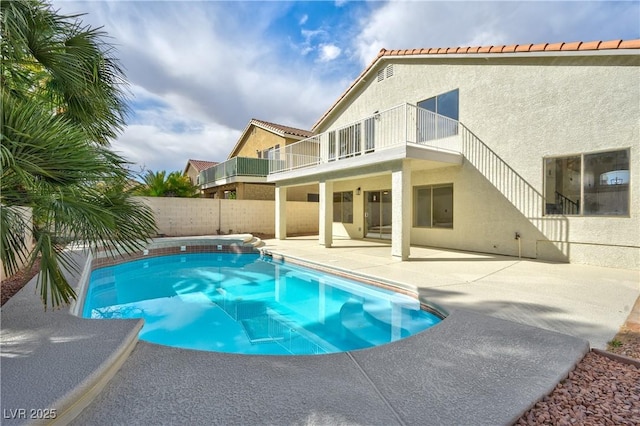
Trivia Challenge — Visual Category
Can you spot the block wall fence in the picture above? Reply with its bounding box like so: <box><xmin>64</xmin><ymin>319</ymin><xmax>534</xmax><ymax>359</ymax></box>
<box><xmin>136</xmin><ymin>197</ymin><xmax>319</xmax><ymax>237</ymax></box>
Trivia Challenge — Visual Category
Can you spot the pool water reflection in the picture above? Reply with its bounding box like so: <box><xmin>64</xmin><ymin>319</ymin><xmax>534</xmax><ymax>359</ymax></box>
<box><xmin>83</xmin><ymin>253</ymin><xmax>442</xmax><ymax>355</ymax></box>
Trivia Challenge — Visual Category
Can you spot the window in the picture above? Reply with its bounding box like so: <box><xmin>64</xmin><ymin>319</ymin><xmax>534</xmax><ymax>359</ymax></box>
<box><xmin>418</xmin><ymin>89</ymin><xmax>459</xmax><ymax>121</ymax></box>
<box><xmin>262</xmin><ymin>144</ymin><xmax>281</xmax><ymax>161</ymax></box>
<box><xmin>544</xmin><ymin>156</ymin><xmax>581</xmax><ymax>215</ymax></box>
<box><xmin>338</xmin><ymin>123</ymin><xmax>361</xmax><ymax>158</ymax></box>
<box><xmin>333</xmin><ymin>191</ymin><xmax>353</xmax><ymax>223</ymax></box>
<box><xmin>544</xmin><ymin>149</ymin><xmax>629</xmax><ymax>216</ymax></box>
<box><xmin>417</xmin><ymin>89</ymin><xmax>459</xmax><ymax>141</ymax></box>
<box><xmin>328</xmin><ymin>131</ymin><xmax>336</xmax><ymax>161</ymax></box>
<box><xmin>414</xmin><ymin>184</ymin><xmax>453</xmax><ymax>228</ymax></box>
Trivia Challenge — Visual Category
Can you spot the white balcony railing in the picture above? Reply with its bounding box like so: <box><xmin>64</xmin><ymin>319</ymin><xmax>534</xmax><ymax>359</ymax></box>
<box><xmin>269</xmin><ymin>103</ymin><xmax>460</xmax><ymax>174</ymax></box>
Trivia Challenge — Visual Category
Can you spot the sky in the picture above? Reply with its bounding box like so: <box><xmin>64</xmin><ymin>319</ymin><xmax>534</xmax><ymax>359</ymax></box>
<box><xmin>51</xmin><ymin>0</ymin><xmax>640</xmax><ymax>176</ymax></box>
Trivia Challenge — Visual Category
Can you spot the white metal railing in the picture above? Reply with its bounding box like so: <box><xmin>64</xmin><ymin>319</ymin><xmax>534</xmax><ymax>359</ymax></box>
<box><xmin>269</xmin><ymin>104</ymin><xmax>460</xmax><ymax>174</ymax></box>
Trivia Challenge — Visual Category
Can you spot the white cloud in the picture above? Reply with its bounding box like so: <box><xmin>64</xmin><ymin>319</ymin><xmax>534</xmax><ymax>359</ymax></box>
<box><xmin>51</xmin><ymin>0</ymin><xmax>346</xmax><ymax>172</ymax></box>
<box><xmin>318</xmin><ymin>44</ymin><xmax>341</xmax><ymax>62</ymax></box>
<box><xmin>113</xmin><ymin>122</ymin><xmax>240</xmax><ymax>175</ymax></box>
<box><xmin>354</xmin><ymin>1</ymin><xmax>640</xmax><ymax>66</ymax></box>
<box><xmin>299</xmin><ymin>14</ymin><xmax>308</xmax><ymax>25</ymax></box>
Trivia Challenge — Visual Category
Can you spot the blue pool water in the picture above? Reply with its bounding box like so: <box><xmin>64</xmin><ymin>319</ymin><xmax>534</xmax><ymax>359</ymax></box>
<box><xmin>83</xmin><ymin>253</ymin><xmax>443</xmax><ymax>355</ymax></box>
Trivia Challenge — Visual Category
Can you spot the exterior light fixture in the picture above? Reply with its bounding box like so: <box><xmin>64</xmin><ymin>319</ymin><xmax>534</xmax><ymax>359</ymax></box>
<box><xmin>356</xmin><ymin>187</ymin><xmax>361</xmax><ymax>195</ymax></box>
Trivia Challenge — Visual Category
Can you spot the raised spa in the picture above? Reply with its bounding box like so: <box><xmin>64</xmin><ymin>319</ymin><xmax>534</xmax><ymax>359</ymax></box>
<box><xmin>83</xmin><ymin>252</ymin><xmax>443</xmax><ymax>355</ymax></box>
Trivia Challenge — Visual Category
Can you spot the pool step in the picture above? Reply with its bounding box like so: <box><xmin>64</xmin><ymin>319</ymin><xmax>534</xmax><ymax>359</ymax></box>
<box><xmin>362</xmin><ymin>297</ymin><xmax>437</xmax><ymax>335</ymax></box>
<box><xmin>248</xmin><ymin>236</ymin><xmax>265</xmax><ymax>248</ymax></box>
<box><xmin>339</xmin><ymin>300</ymin><xmax>393</xmax><ymax>347</ymax></box>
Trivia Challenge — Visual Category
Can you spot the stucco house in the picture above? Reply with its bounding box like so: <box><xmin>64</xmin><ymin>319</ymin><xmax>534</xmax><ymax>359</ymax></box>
<box><xmin>183</xmin><ymin>159</ymin><xmax>218</xmax><ymax>191</ymax></box>
<box><xmin>199</xmin><ymin>119</ymin><xmax>318</xmax><ymax>200</ymax></box>
<box><xmin>268</xmin><ymin>38</ymin><xmax>640</xmax><ymax>270</ymax></box>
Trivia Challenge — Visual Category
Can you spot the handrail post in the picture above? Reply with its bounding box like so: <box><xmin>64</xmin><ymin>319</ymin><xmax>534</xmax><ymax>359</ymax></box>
<box><xmin>404</xmin><ymin>103</ymin><xmax>408</xmax><ymax>144</ymax></box>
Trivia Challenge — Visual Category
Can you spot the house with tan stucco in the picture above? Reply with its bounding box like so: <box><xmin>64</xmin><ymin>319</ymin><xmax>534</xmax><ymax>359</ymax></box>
<box><xmin>183</xmin><ymin>159</ymin><xmax>218</xmax><ymax>194</ymax></box>
<box><xmin>198</xmin><ymin>119</ymin><xmax>318</xmax><ymax>201</ymax></box>
<box><xmin>267</xmin><ymin>38</ymin><xmax>640</xmax><ymax>270</ymax></box>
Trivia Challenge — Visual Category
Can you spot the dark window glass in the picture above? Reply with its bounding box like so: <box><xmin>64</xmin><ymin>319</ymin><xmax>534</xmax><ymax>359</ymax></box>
<box><xmin>418</xmin><ymin>97</ymin><xmax>436</xmax><ymax>113</ymax></box>
<box><xmin>333</xmin><ymin>192</ymin><xmax>342</xmax><ymax>222</ymax></box>
<box><xmin>544</xmin><ymin>149</ymin><xmax>629</xmax><ymax>216</ymax></box>
<box><xmin>414</xmin><ymin>185</ymin><xmax>453</xmax><ymax>228</ymax></box>
<box><xmin>342</xmin><ymin>191</ymin><xmax>353</xmax><ymax>223</ymax></box>
<box><xmin>583</xmin><ymin>150</ymin><xmax>629</xmax><ymax>215</ymax></box>
<box><xmin>437</xmin><ymin>89</ymin><xmax>459</xmax><ymax>120</ymax></box>
<box><xmin>544</xmin><ymin>156</ymin><xmax>581</xmax><ymax>215</ymax></box>
<box><xmin>415</xmin><ymin>188</ymin><xmax>431</xmax><ymax>227</ymax></box>
<box><xmin>333</xmin><ymin>191</ymin><xmax>354</xmax><ymax>223</ymax></box>
<box><xmin>417</xmin><ymin>89</ymin><xmax>458</xmax><ymax>120</ymax></box>
<box><xmin>432</xmin><ymin>186</ymin><xmax>453</xmax><ymax>228</ymax></box>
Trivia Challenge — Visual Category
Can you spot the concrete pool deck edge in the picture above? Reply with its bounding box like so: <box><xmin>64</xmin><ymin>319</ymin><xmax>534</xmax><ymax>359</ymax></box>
<box><xmin>68</xmin><ymin>309</ymin><xmax>590</xmax><ymax>426</ymax></box>
<box><xmin>48</xmin><ymin>319</ymin><xmax>143</xmax><ymax>425</ymax></box>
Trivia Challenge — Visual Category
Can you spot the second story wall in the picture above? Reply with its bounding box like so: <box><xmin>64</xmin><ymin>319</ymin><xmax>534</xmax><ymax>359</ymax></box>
<box><xmin>233</xmin><ymin>126</ymin><xmax>285</xmax><ymax>159</ymax></box>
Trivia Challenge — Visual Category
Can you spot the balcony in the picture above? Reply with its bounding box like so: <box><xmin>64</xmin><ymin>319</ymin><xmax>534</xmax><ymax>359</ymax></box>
<box><xmin>199</xmin><ymin>157</ymin><xmax>271</xmax><ymax>188</ymax></box>
<box><xmin>268</xmin><ymin>103</ymin><xmax>462</xmax><ymax>178</ymax></box>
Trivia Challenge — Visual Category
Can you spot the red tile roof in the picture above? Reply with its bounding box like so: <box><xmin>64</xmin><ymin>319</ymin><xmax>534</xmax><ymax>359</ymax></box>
<box><xmin>184</xmin><ymin>159</ymin><xmax>218</xmax><ymax>174</ymax></box>
<box><xmin>312</xmin><ymin>38</ymin><xmax>640</xmax><ymax>131</ymax></box>
<box><xmin>250</xmin><ymin>119</ymin><xmax>314</xmax><ymax>139</ymax></box>
<box><xmin>373</xmin><ymin>39</ymin><xmax>640</xmax><ymax>58</ymax></box>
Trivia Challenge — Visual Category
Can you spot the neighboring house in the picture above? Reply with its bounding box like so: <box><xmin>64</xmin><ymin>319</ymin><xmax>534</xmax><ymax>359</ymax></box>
<box><xmin>199</xmin><ymin>119</ymin><xmax>318</xmax><ymax>200</ymax></box>
<box><xmin>267</xmin><ymin>38</ymin><xmax>640</xmax><ymax>270</ymax></box>
<box><xmin>184</xmin><ymin>159</ymin><xmax>219</xmax><ymax>193</ymax></box>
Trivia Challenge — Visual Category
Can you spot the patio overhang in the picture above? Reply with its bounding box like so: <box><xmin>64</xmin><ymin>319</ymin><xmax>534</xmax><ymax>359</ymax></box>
<box><xmin>267</xmin><ymin>140</ymin><xmax>463</xmax><ymax>185</ymax></box>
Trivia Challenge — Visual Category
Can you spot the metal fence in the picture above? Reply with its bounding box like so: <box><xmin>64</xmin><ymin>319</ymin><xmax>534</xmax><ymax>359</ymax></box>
<box><xmin>269</xmin><ymin>104</ymin><xmax>460</xmax><ymax>174</ymax></box>
<box><xmin>200</xmin><ymin>157</ymin><xmax>270</xmax><ymax>185</ymax></box>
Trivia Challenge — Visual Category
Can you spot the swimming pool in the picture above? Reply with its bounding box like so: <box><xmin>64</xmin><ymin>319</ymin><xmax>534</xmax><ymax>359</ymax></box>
<box><xmin>83</xmin><ymin>252</ymin><xmax>443</xmax><ymax>355</ymax></box>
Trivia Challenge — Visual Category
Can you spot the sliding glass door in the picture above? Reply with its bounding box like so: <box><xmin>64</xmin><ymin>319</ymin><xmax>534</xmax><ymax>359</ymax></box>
<box><xmin>365</xmin><ymin>190</ymin><xmax>392</xmax><ymax>240</ymax></box>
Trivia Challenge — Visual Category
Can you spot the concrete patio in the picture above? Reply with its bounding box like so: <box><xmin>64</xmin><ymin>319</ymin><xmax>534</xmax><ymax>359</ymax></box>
<box><xmin>1</xmin><ymin>237</ymin><xmax>637</xmax><ymax>425</ymax></box>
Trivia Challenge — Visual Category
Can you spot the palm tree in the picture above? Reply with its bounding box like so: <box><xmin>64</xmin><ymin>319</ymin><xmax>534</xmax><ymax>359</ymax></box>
<box><xmin>1</xmin><ymin>0</ymin><xmax>157</xmax><ymax>308</ymax></box>
<box><xmin>135</xmin><ymin>170</ymin><xmax>200</xmax><ymax>198</ymax></box>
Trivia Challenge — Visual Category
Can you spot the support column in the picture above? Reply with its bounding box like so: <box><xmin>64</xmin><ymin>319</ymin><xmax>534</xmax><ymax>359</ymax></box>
<box><xmin>236</xmin><ymin>183</ymin><xmax>244</xmax><ymax>199</ymax></box>
<box><xmin>319</xmin><ymin>180</ymin><xmax>333</xmax><ymax>247</ymax></box>
<box><xmin>391</xmin><ymin>161</ymin><xmax>411</xmax><ymax>260</ymax></box>
<box><xmin>275</xmin><ymin>185</ymin><xmax>287</xmax><ymax>240</ymax></box>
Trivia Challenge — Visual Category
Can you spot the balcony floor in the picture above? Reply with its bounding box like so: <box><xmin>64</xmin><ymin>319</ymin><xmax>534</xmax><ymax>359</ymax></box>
<box><xmin>268</xmin><ymin>142</ymin><xmax>463</xmax><ymax>184</ymax></box>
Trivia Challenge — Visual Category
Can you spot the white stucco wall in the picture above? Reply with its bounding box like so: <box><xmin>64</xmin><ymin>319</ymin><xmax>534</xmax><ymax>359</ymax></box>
<box><xmin>136</xmin><ymin>197</ymin><xmax>318</xmax><ymax>237</ymax></box>
<box><xmin>316</xmin><ymin>52</ymin><xmax>639</xmax><ymax>269</ymax></box>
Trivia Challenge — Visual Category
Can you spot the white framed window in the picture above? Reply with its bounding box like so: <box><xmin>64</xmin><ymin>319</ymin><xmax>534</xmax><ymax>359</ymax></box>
<box><xmin>544</xmin><ymin>149</ymin><xmax>629</xmax><ymax>216</ymax></box>
<box><xmin>414</xmin><ymin>184</ymin><xmax>453</xmax><ymax>228</ymax></box>
<box><xmin>333</xmin><ymin>191</ymin><xmax>353</xmax><ymax>223</ymax></box>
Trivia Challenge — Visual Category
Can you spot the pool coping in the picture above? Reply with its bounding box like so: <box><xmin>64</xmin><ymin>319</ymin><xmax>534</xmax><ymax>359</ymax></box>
<box><xmin>1</xmin><ymin>238</ymin><xmax>593</xmax><ymax>425</ymax></box>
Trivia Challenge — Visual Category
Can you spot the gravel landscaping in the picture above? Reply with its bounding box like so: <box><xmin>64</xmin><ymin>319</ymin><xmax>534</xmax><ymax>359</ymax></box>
<box><xmin>516</xmin><ymin>350</ymin><xmax>639</xmax><ymax>425</ymax></box>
